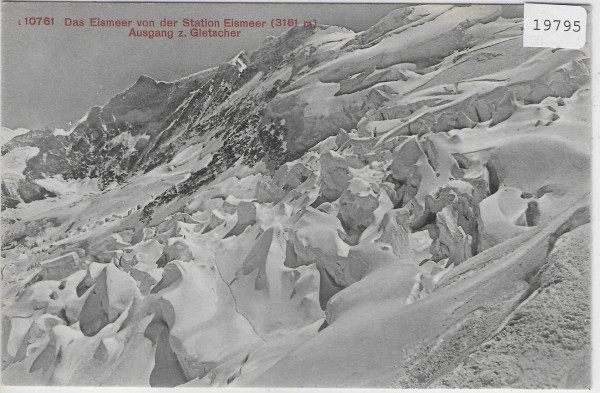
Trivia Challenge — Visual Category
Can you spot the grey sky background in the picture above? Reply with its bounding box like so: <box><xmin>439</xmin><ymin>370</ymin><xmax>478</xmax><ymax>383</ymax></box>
<box><xmin>1</xmin><ymin>2</ymin><xmax>404</xmax><ymax>130</ymax></box>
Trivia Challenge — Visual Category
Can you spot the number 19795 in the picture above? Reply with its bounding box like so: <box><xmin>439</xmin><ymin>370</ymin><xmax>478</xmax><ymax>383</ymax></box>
<box><xmin>533</xmin><ymin>19</ymin><xmax>581</xmax><ymax>32</ymax></box>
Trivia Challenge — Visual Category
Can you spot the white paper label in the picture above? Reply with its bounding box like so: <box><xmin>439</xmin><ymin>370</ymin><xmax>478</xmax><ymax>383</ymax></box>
<box><xmin>523</xmin><ymin>3</ymin><xmax>587</xmax><ymax>49</ymax></box>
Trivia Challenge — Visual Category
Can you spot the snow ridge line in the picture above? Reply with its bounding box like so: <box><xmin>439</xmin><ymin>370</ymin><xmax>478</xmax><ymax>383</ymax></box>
<box><xmin>422</xmin><ymin>291</ymin><xmax>534</xmax><ymax>388</ymax></box>
<box><xmin>424</xmin><ymin>207</ymin><xmax>590</xmax><ymax>387</ymax></box>
<box><xmin>211</xmin><ymin>250</ymin><xmax>267</xmax><ymax>344</ymax></box>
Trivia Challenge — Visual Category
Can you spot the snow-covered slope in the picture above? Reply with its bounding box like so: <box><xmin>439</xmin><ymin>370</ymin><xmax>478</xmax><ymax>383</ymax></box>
<box><xmin>1</xmin><ymin>4</ymin><xmax>591</xmax><ymax>388</ymax></box>
<box><xmin>1</xmin><ymin>127</ymin><xmax>30</xmax><ymax>145</ymax></box>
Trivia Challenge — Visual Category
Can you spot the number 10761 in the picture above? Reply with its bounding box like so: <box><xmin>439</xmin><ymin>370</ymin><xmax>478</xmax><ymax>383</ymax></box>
<box><xmin>533</xmin><ymin>19</ymin><xmax>581</xmax><ymax>32</ymax></box>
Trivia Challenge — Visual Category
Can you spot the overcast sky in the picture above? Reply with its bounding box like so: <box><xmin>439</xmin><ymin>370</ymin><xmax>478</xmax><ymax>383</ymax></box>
<box><xmin>1</xmin><ymin>2</ymin><xmax>405</xmax><ymax>130</ymax></box>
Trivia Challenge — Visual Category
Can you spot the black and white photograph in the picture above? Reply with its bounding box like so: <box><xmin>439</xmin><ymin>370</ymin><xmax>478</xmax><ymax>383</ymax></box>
<box><xmin>0</xmin><ymin>1</ymin><xmax>594</xmax><ymax>389</ymax></box>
